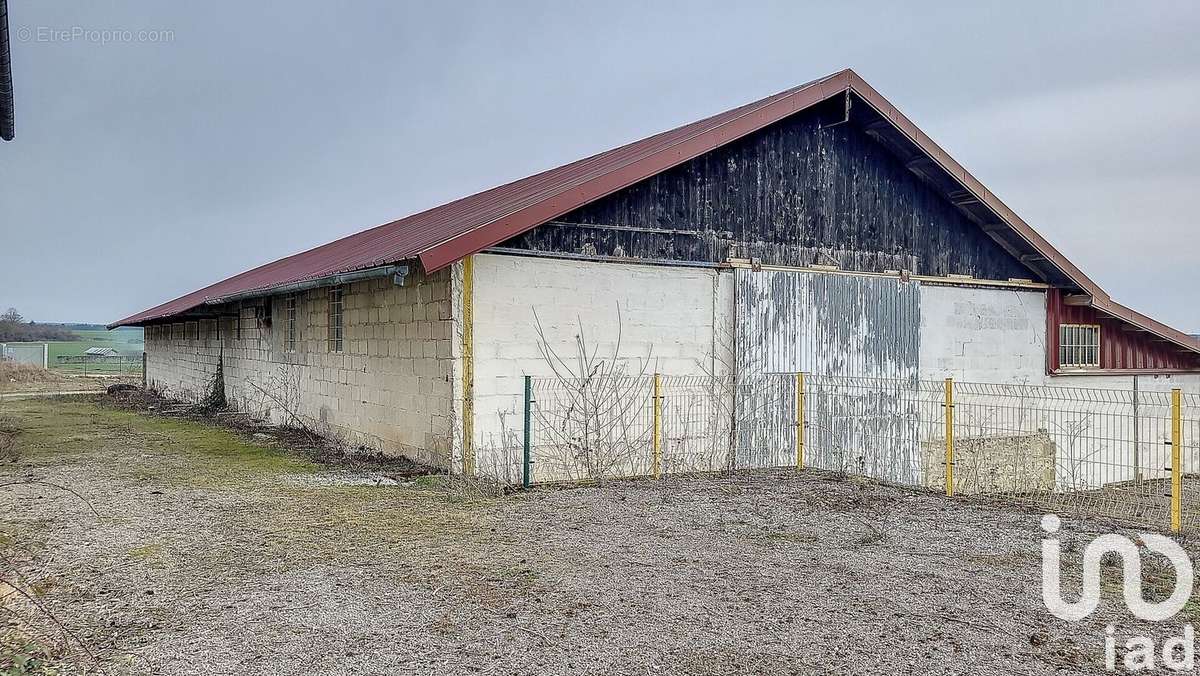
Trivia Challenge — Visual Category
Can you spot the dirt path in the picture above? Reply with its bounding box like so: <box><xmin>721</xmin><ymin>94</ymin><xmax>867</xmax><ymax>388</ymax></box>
<box><xmin>0</xmin><ymin>398</ymin><xmax>1191</xmax><ymax>674</ymax></box>
<box><xmin>0</xmin><ymin>389</ymin><xmax>107</xmax><ymax>399</ymax></box>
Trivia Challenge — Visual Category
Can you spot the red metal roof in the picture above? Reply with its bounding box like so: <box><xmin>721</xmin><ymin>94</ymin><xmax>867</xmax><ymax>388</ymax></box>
<box><xmin>111</xmin><ymin>72</ymin><xmax>850</xmax><ymax>328</ymax></box>
<box><xmin>108</xmin><ymin>69</ymin><xmax>1200</xmax><ymax>355</ymax></box>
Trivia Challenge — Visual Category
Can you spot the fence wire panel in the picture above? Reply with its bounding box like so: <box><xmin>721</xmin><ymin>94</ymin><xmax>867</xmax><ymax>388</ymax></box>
<box><xmin>734</xmin><ymin>373</ymin><xmax>798</xmax><ymax>469</ymax></box>
<box><xmin>517</xmin><ymin>372</ymin><xmax>1199</xmax><ymax>531</ymax></box>
<box><xmin>1183</xmin><ymin>392</ymin><xmax>1200</xmax><ymax>530</ymax></box>
<box><xmin>660</xmin><ymin>376</ymin><xmax>735</xmax><ymax>474</ymax></box>
<box><xmin>529</xmin><ymin>376</ymin><xmax>655</xmax><ymax>483</ymax></box>
<box><xmin>803</xmin><ymin>375</ymin><xmax>943</xmax><ymax>486</ymax></box>
<box><xmin>950</xmin><ymin>382</ymin><xmax>1175</xmax><ymax>528</ymax></box>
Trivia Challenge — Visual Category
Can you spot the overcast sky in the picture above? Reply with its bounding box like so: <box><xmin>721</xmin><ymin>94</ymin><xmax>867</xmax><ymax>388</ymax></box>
<box><xmin>2</xmin><ymin>1</ymin><xmax>1198</xmax><ymax>331</ymax></box>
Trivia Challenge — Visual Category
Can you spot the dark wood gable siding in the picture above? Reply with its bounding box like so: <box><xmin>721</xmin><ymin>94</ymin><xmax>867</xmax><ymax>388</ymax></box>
<box><xmin>498</xmin><ymin>102</ymin><xmax>1032</xmax><ymax>280</ymax></box>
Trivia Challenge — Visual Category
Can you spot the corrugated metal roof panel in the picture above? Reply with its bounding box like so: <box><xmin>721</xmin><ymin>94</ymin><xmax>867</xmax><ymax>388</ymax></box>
<box><xmin>109</xmin><ymin>72</ymin><xmax>848</xmax><ymax>328</ymax></box>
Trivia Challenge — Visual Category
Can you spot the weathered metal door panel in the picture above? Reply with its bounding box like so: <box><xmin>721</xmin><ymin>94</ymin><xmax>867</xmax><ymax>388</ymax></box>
<box><xmin>733</xmin><ymin>268</ymin><xmax>922</xmax><ymax>482</ymax></box>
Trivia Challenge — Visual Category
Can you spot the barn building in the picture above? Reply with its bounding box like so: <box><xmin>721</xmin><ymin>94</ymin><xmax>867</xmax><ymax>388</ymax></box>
<box><xmin>111</xmin><ymin>70</ymin><xmax>1200</xmax><ymax>475</ymax></box>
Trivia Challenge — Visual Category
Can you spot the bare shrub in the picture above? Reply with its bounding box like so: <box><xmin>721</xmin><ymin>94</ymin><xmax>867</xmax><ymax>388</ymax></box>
<box><xmin>531</xmin><ymin>305</ymin><xmax>655</xmax><ymax>482</ymax></box>
<box><xmin>242</xmin><ymin>363</ymin><xmax>359</xmax><ymax>456</ymax></box>
<box><xmin>243</xmin><ymin>364</ymin><xmax>311</xmax><ymax>433</ymax></box>
<box><xmin>199</xmin><ymin>352</ymin><xmax>227</xmax><ymax>410</ymax></box>
<box><xmin>849</xmin><ymin>480</ymin><xmax>894</xmax><ymax>545</ymax></box>
<box><xmin>0</xmin><ymin>481</ymin><xmax>105</xmax><ymax>673</ymax></box>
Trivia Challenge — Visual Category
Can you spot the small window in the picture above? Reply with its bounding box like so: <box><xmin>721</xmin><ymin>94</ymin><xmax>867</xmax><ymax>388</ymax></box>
<box><xmin>327</xmin><ymin>286</ymin><xmax>344</xmax><ymax>352</ymax></box>
<box><xmin>1059</xmin><ymin>324</ymin><xmax>1100</xmax><ymax>368</ymax></box>
<box><xmin>285</xmin><ymin>294</ymin><xmax>298</xmax><ymax>352</ymax></box>
<box><xmin>255</xmin><ymin>303</ymin><xmax>271</xmax><ymax>329</ymax></box>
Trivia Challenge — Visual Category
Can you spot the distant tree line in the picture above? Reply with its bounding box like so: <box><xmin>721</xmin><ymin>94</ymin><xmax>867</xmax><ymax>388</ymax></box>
<box><xmin>0</xmin><ymin>308</ymin><xmax>79</xmax><ymax>342</ymax></box>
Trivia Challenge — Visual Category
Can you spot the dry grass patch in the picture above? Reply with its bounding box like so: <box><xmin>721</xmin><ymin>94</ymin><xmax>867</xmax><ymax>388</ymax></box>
<box><xmin>0</xmin><ymin>363</ymin><xmax>59</xmax><ymax>385</ymax></box>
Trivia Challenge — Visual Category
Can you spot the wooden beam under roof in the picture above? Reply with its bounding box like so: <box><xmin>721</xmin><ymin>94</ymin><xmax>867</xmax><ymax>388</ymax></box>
<box><xmin>948</xmin><ymin>190</ymin><xmax>981</xmax><ymax>206</ymax></box>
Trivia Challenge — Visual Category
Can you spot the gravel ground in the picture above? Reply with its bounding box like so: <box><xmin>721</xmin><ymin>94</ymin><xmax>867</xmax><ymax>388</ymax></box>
<box><xmin>1</xmin><ymin>397</ymin><xmax>1195</xmax><ymax>675</ymax></box>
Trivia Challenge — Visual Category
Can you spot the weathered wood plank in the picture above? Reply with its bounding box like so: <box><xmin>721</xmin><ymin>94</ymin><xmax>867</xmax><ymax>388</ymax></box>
<box><xmin>498</xmin><ymin>104</ymin><xmax>1032</xmax><ymax>281</ymax></box>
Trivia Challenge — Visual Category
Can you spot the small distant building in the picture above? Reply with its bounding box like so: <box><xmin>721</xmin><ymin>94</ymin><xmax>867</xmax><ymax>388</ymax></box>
<box><xmin>84</xmin><ymin>347</ymin><xmax>120</xmax><ymax>358</ymax></box>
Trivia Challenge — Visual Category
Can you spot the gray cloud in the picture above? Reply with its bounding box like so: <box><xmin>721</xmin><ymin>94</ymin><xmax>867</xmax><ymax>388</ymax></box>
<box><xmin>2</xmin><ymin>0</ymin><xmax>1197</xmax><ymax>331</ymax></box>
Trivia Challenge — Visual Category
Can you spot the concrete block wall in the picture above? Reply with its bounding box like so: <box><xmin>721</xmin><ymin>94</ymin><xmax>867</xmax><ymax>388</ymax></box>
<box><xmin>918</xmin><ymin>284</ymin><xmax>1047</xmax><ymax>383</ymax></box>
<box><xmin>921</xmin><ymin>433</ymin><xmax>1056</xmax><ymax>495</ymax></box>
<box><xmin>140</xmin><ymin>252</ymin><xmax>1200</xmax><ymax>482</ymax></box>
<box><xmin>470</xmin><ymin>253</ymin><xmax>733</xmax><ymax>482</ymax></box>
<box><xmin>144</xmin><ymin>268</ymin><xmax>455</xmax><ymax>466</ymax></box>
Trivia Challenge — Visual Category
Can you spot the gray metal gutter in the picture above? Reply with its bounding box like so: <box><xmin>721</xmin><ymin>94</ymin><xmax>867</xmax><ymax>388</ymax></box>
<box><xmin>201</xmin><ymin>264</ymin><xmax>409</xmax><ymax>306</ymax></box>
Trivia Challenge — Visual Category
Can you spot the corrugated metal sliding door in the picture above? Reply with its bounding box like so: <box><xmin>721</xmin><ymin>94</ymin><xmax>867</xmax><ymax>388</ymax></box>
<box><xmin>733</xmin><ymin>268</ymin><xmax>923</xmax><ymax>483</ymax></box>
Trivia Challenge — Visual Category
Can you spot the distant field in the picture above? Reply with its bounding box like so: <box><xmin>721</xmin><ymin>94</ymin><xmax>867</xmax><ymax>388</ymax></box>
<box><xmin>47</xmin><ymin>327</ymin><xmax>144</xmax><ymax>374</ymax></box>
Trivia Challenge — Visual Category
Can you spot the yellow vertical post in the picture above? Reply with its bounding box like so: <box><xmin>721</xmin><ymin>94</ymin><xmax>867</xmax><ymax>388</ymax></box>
<box><xmin>944</xmin><ymin>377</ymin><xmax>955</xmax><ymax>497</ymax></box>
<box><xmin>652</xmin><ymin>373</ymin><xmax>662</xmax><ymax>479</ymax></box>
<box><xmin>1171</xmin><ymin>388</ymin><xmax>1182</xmax><ymax>533</ymax></box>
<box><xmin>461</xmin><ymin>255</ymin><xmax>475</xmax><ymax>476</ymax></box>
<box><xmin>795</xmin><ymin>372</ymin><xmax>805</xmax><ymax>470</ymax></box>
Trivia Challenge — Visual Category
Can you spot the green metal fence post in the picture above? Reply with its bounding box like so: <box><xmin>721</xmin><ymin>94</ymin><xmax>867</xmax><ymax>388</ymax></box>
<box><xmin>523</xmin><ymin>375</ymin><xmax>533</xmax><ymax>490</ymax></box>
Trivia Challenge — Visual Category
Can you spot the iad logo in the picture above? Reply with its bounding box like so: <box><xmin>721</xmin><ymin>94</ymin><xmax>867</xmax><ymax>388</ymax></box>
<box><xmin>1040</xmin><ymin>514</ymin><xmax>1193</xmax><ymax>622</ymax></box>
<box><xmin>1041</xmin><ymin>514</ymin><xmax>1197</xmax><ymax>671</ymax></box>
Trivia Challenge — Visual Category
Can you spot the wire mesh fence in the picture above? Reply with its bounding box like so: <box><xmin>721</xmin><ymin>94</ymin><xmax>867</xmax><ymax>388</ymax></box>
<box><xmin>512</xmin><ymin>372</ymin><xmax>1200</xmax><ymax>532</ymax></box>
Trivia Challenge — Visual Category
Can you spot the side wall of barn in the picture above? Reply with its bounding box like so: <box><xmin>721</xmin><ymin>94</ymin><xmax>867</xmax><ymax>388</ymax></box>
<box><xmin>144</xmin><ymin>268</ymin><xmax>456</xmax><ymax>466</ymax></box>
<box><xmin>469</xmin><ymin>253</ymin><xmax>734</xmax><ymax>482</ymax></box>
<box><xmin>468</xmin><ymin>255</ymin><xmax>1200</xmax><ymax>483</ymax></box>
<box><xmin>468</xmin><ymin>254</ymin><xmax>1074</xmax><ymax>481</ymax></box>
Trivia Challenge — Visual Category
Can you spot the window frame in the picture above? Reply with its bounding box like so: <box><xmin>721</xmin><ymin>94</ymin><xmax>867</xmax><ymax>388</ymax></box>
<box><xmin>1059</xmin><ymin>323</ymin><xmax>1101</xmax><ymax>369</ymax></box>
<box><xmin>285</xmin><ymin>294</ymin><xmax>298</xmax><ymax>353</ymax></box>
<box><xmin>327</xmin><ymin>286</ymin><xmax>344</xmax><ymax>353</ymax></box>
